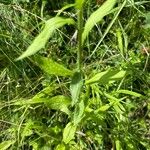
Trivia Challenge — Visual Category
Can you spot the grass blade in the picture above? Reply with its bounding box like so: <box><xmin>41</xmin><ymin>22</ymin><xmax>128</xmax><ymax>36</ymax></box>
<box><xmin>116</xmin><ymin>90</ymin><xmax>142</xmax><ymax>97</ymax></box>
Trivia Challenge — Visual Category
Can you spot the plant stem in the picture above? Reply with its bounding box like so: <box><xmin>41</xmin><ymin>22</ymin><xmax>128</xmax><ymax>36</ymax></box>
<box><xmin>77</xmin><ymin>6</ymin><xmax>83</xmax><ymax>72</ymax></box>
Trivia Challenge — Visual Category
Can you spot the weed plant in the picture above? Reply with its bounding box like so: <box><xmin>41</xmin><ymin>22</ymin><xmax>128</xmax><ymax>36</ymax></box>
<box><xmin>0</xmin><ymin>0</ymin><xmax>150</xmax><ymax>150</ymax></box>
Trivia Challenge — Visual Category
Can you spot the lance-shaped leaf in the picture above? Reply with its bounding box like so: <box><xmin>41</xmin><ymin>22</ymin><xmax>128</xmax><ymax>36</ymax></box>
<box><xmin>14</xmin><ymin>95</ymin><xmax>71</xmax><ymax>115</ymax></box>
<box><xmin>75</xmin><ymin>0</ymin><xmax>85</xmax><ymax>9</ymax></box>
<box><xmin>73</xmin><ymin>100</ymin><xmax>85</xmax><ymax>125</ymax></box>
<box><xmin>0</xmin><ymin>140</ymin><xmax>15</xmax><ymax>150</ymax></box>
<box><xmin>34</xmin><ymin>56</ymin><xmax>73</xmax><ymax>77</ymax></box>
<box><xmin>82</xmin><ymin>0</ymin><xmax>117</xmax><ymax>44</ymax></box>
<box><xmin>57</xmin><ymin>4</ymin><xmax>75</xmax><ymax>16</ymax></box>
<box><xmin>16</xmin><ymin>17</ymin><xmax>75</xmax><ymax>60</ymax></box>
<box><xmin>116</xmin><ymin>90</ymin><xmax>142</xmax><ymax>97</ymax></box>
<box><xmin>85</xmin><ymin>69</ymin><xmax>126</xmax><ymax>85</ymax></box>
<box><xmin>70</xmin><ymin>71</ymin><xmax>83</xmax><ymax>106</ymax></box>
<box><xmin>63</xmin><ymin>122</ymin><xmax>77</xmax><ymax>144</ymax></box>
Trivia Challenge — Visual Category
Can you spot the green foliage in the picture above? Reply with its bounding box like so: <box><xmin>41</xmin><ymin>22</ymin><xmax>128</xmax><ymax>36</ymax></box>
<box><xmin>75</xmin><ymin>0</ymin><xmax>85</xmax><ymax>9</ymax></box>
<box><xmin>16</xmin><ymin>17</ymin><xmax>75</xmax><ymax>60</ymax></box>
<box><xmin>144</xmin><ymin>12</ymin><xmax>150</xmax><ymax>28</ymax></box>
<box><xmin>70</xmin><ymin>71</ymin><xmax>83</xmax><ymax>106</ymax></box>
<box><xmin>34</xmin><ymin>56</ymin><xmax>73</xmax><ymax>77</ymax></box>
<box><xmin>82</xmin><ymin>0</ymin><xmax>117</xmax><ymax>44</ymax></box>
<box><xmin>0</xmin><ymin>0</ymin><xmax>150</xmax><ymax>149</ymax></box>
<box><xmin>0</xmin><ymin>141</ymin><xmax>15</xmax><ymax>150</ymax></box>
<box><xmin>86</xmin><ymin>69</ymin><xmax>126</xmax><ymax>85</ymax></box>
<box><xmin>63</xmin><ymin>122</ymin><xmax>77</xmax><ymax>144</ymax></box>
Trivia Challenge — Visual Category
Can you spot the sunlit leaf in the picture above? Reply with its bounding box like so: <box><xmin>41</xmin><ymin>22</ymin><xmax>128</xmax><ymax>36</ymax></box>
<box><xmin>104</xmin><ymin>93</ymin><xmax>124</xmax><ymax>114</ymax></box>
<box><xmin>95</xmin><ymin>103</ymin><xmax>113</xmax><ymax>112</ymax></box>
<box><xmin>0</xmin><ymin>141</ymin><xmax>15</xmax><ymax>150</ymax></box>
<box><xmin>33</xmin><ymin>85</ymin><xmax>57</xmax><ymax>99</ymax></box>
<box><xmin>85</xmin><ymin>69</ymin><xmax>126</xmax><ymax>85</ymax></box>
<box><xmin>16</xmin><ymin>17</ymin><xmax>75</xmax><ymax>60</ymax></box>
<box><xmin>14</xmin><ymin>96</ymin><xmax>71</xmax><ymax>115</ymax></box>
<box><xmin>116</xmin><ymin>90</ymin><xmax>142</xmax><ymax>97</ymax></box>
<box><xmin>22</xmin><ymin>120</ymin><xmax>33</xmax><ymax>138</ymax></box>
<box><xmin>45</xmin><ymin>95</ymin><xmax>71</xmax><ymax>115</ymax></box>
<box><xmin>115</xmin><ymin>140</ymin><xmax>122</xmax><ymax>150</ymax></box>
<box><xmin>63</xmin><ymin>122</ymin><xmax>77</xmax><ymax>144</ymax></box>
<box><xmin>57</xmin><ymin>4</ymin><xmax>75</xmax><ymax>16</ymax></box>
<box><xmin>70</xmin><ymin>72</ymin><xmax>83</xmax><ymax>106</ymax></box>
<box><xmin>34</xmin><ymin>56</ymin><xmax>73</xmax><ymax>77</ymax></box>
<box><xmin>82</xmin><ymin>0</ymin><xmax>117</xmax><ymax>43</ymax></box>
<box><xmin>75</xmin><ymin>0</ymin><xmax>85</xmax><ymax>9</ymax></box>
<box><xmin>56</xmin><ymin>144</ymin><xmax>66</xmax><ymax>150</ymax></box>
<box><xmin>117</xmin><ymin>29</ymin><xmax>124</xmax><ymax>56</ymax></box>
<box><xmin>73</xmin><ymin>100</ymin><xmax>84</xmax><ymax>125</ymax></box>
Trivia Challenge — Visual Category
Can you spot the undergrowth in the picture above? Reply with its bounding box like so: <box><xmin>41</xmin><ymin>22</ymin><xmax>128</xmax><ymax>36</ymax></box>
<box><xmin>0</xmin><ymin>0</ymin><xmax>150</xmax><ymax>150</ymax></box>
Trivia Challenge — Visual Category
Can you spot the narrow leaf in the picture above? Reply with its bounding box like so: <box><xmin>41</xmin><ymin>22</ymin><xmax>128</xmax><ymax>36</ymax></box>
<box><xmin>57</xmin><ymin>4</ymin><xmax>75</xmax><ymax>16</ymax></box>
<box><xmin>63</xmin><ymin>122</ymin><xmax>77</xmax><ymax>144</ymax></box>
<box><xmin>85</xmin><ymin>69</ymin><xmax>126</xmax><ymax>85</ymax></box>
<box><xmin>14</xmin><ymin>96</ymin><xmax>71</xmax><ymax>115</ymax></box>
<box><xmin>104</xmin><ymin>93</ymin><xmax>124</xmax><ymax>114</ymax></box>
<box><xmin>95</xmin><ymin>103</ymin><xmax>113</xmax><ymax>112</ymax></box>
<box><xmin>70</xmin><ymin>72</ymin><xmax>83</xmax><ymax>106</ymax></box>
<box><xmin>16</xmin><ymin>17</ymin><xmax>75</xmax><ymax>60</ymax></box>
<box><xmin>0</xmin><ymin>141</ymin><xmax>15</xmax><ymax>150</ymax></box>
<box><xmin>116</xmin><ymin>90</ymin><xmax>142</xmax><ymax>97</ymax></box>
<box><xmin>34</xmin><ymin>56</ymin><xmax>73</xmax><ymax>77</ymax></box>
<box><xmin>73</xmin><ymin>100</ymin><xmax>84</xmax><ymax>125</ymax></box>
<box><xmin>82</xmin><ymin>0</ymin><xmax>117</xmax><ymax>43</ymax></box>
<box><xmin>75</xmin><ymin>0</ymin><xmax>85</xmax><ymax>9</ymax></box>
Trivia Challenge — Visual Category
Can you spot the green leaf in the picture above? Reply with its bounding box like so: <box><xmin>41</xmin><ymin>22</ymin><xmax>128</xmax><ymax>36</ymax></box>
<box><xmin>142</xmin><ymin>11</ymin><xmax>150</xmax><ymax>29</ymax></box>
<box><xmin>0</xmin><ymin>140</ymin><xmax>15</xmax><ymax>150</ymax></box>
<box><xmin>73</xmin><ymin>100</ymin><xmax>84</xmax><ymax>125</ymax></box>
<box><xmin>22</xmin><ymin>120</ymin><xmax>33</xmax><ymax>139</ymax></box>
<box><xmin>145</xmin><ymin>12</ymin><xmax>150</xmax><ymax>24</ymax></box>
<box><xmin>33</xmin><ymin>85</ymin><xmax>57</xmax><ymax>99</ymax></box>
<box><xmin>14</xmin><ymin>96</ymin><xmax>71</xmax><ymax>115</ymax></box>
<box><xmin>63</xmin><ymin>122</ymin><xmax>77</xmax><ymax>144</ymax></box>
<box><xmin>117</xmin><ymin>29</ymin><xmax>124</xmax><ymax>56</ymax></box>
<box><xmin>16</xmin><ymin>17</ymin><xmax>75</xmax><ymax>60</ymax></box>
<box><xmin>95</xmin><ymin>103</ymin><xmax>113</xmax><ymax>113</ymax></box>
<box><xmin>115</xmin><ymin>140</ymin><xmax>122</xmax><ymax>150</ymax></box>
<box><xmin>57</xmin><ymin>4</ymin><xmax>75</xmax><ymax>16</ymax></box>
<box><xmin>85</xmin><ymin>69</ymin><xmax>126</xmax><ymax>85</ymax></box>
<box><xmin>82</xmin><ymin>0</ymin><xmax>117</xmax><ymax>44</ymax></box>
<box><xmin>56</xmin><ymin>144</ymin><xmax>66</xmax><ymax>150</ymax></box>
<box><xmin>75</xmin><ymin>0</ymin><xmax>85</xmax><ymax>9</ymax></box>
<box><xmin>45</xmin><ymin>95</ymin><xmax>71</xmax><ymax>115</ymax></box>
<box><xmin>70</xmin><ymin>72</ymin><xmax>83</xmax><ymax>106</ymax></box>
<box><xmin>116</xmin><ymin>90</ymin><xmax>142</xmax><ymax>97</ymax></box>
<box><xmin>104</xmin><ymin>93</ymin><xmax>124</xmax><ymax>114</ymax></box>
<box><xmin>34</xmin><ymin>56</ymin><xmax>73</xmax><ymax>77</ymax></box>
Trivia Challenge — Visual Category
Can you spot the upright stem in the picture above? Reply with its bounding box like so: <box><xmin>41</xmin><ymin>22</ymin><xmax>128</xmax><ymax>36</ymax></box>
<box><xmin>77</xmin><ymin>6</ymin><xmax>83</xmax><ymax>72</ymax></box>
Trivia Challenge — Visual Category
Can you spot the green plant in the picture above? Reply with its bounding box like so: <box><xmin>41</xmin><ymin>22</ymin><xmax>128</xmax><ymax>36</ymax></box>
<box><xmin>1</xmin><ymin>0</ymin><xmax>150</xmax><ymax>149</ymax></box>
